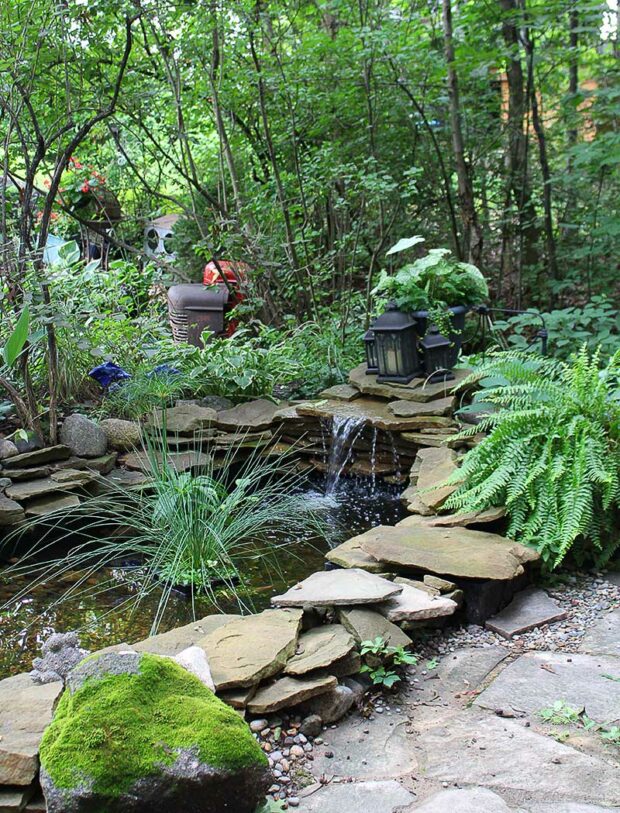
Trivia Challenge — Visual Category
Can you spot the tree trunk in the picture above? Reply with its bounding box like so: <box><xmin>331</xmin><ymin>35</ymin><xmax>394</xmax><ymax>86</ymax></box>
<box><xmin>441</xmin><ymin>0</ymin><xmax>483</xmax><ymax>265</ymax></box>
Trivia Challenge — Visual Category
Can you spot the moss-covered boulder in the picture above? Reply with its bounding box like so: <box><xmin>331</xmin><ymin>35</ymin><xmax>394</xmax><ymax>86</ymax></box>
<box><xmin>39</xmin><ymin>652</ymin><xmax>271</xmax><ymax>813</ymax></box>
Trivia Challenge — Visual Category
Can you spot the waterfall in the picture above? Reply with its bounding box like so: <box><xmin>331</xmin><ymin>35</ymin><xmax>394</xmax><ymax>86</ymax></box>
<box><xmin>324</xmin><ymin>415</ymin><xmax>366</xmax><ymax>496</ymax></box>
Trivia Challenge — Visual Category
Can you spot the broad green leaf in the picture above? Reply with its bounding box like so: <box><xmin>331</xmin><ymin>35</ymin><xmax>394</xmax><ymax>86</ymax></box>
<box><xmin>3</xmin><ymin>306</ymin><xmax>30</xmax><ymax>367</ymax></box>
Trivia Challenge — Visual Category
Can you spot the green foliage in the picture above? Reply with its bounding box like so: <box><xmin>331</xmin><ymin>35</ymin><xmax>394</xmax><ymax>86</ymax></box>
<box><xmin>2</xmin><ymin>307</ymin><xmax>30</xmax><ymax>367</ymax></box>
<box><xmin>373</xmin><ymin>240</ymin><xmax>488</xmax><ymax>335</ymax></box>
<box><xmin>539</xmin><ymin>699</ymin><xmax>620</xmax><ymax>750</ymax></box>
<box><xmin>444</xmin><ymin>347</ymin><xmax>620</xmax><ymax>568</ymax></box>
<box><xmin>360</xmin><ymin>636</ymin><xmax>417</xmax><ymax>689</ymax></box>
<box><xmin>40</xmin><ymin>653</ymin><xmax>267</xmax><ymax>800</ymax></box>
<box><xmin>493</xmin><ymin>296</ymin><xmax>619</xmax><ymax>362</ymax></box>
<box><xmin>1</xmin><ymin>433</ymin><xmax>327</xmax><ymax>631</ymax></box>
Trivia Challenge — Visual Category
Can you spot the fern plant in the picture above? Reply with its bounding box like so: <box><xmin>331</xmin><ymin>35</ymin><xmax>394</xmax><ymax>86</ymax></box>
<box><xmin>444</xmin><ymin>347</ymin><xmax>620</xmax><ymax>568</ymax></box>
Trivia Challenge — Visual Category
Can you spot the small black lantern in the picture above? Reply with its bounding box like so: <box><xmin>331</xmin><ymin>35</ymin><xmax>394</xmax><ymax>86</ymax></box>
<box><xmin>364</xmin><ymin>324</ymin><xmax>379</xmax><ymax>374</ymax></box>
<box><xmin>373</xmin><ymin>302</ymin><xmax>421</xmax><ymax>384</ymax></box>
<box><xmin>421</xmin><ymin>325</ymin><xmax>455</xmax><ymax>383</ymax></box>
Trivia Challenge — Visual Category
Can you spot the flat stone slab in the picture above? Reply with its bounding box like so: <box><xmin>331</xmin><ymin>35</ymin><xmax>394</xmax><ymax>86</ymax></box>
<box><xmin>417</xmin><ymin>710</ymin><xmax>620</xmax><ymax>805</ymax></box>
<box><xmin>388</xmin><ymin>396</ymin><xmax>455</xmax><ymax>417</ymax></box>
<box><xmin>521</xmin><ymin>804</ymin><xmax>620</xmax><ymax>812</ymax></box>
<box><xmin>133</xmin><ymin>614</ymin><xmax>240</xmax><ymax>656</ymax></box>
<box><xmin>475</xmin><ymin>651</ymin><xmax>620</xmax><ymax>723</ymax></box>
<box><xmin>0</xmin><ymin>787</ymin><xmax>37</xmax><ymax>812</ymax></box>
<box><xmin>579</xmin><ymin>609</ymin><xmax>620</xmax><ymax>657</ymax></box>
<box><xmin>358</xmin><ymin>525</ymin><xmax>539</xmax><ymax>581</ymax></box>
<box><xmin>285</xmin><ymin>625</ymin><xmax>356</xmax><ymax>676</ymax></box>
<box><xmin>337</xmin><ymin>607</ymin><xmax>412</xmax><ymax>648</ymax></box>
<box><xmin>3</xmin><ymin>466</ymin><xmax>50</xmax><ymax>481</ymax></box>
<box><xmin>397</xmin><ymin>505</ymin><xmax>506</xmax><ymax>529</ymax></box>
<box><xmin>319</xmin><ymin>384</ymin><xmax>361</xmax><ymax>401</ymax></box>
<box><xmin>149</xmin><ymin>403</ymin><xmax>217</xmax><ymax>434</ymax></box>
<box><xmin>271</xmin><ymin>568</ymin><xmax>402</xmax><ymax>608</ymax></box>
<box><xmin>378</xmin><ymin>583</ymin><xmax>457</xmax><ymax>623</ymax></box>
<box><xmin>421</xmin><ymin>646</ymin><xmax>508</xmax><ymax>700</ymax></box>
<box><xmin>349</xmin><ymin>363</ymin><xmax>471</xmax><ymax>403</ymax></box>
<box><xmin>325</xmin><ymin>537</ymin><xmax>384</xmax><ymax>572</ymax></box>
<box><xmin>124</xmin><ymin>449</ymin><xmax>209</xmax><ymax>473</ymax></box>
<box><xmin>407</xmin><ymin>788</ymin><xmax>512</xmax><ymax>812</ymax></box>
<box><xmin>2</xmin><ymin>445</ymin><xmax>71</xmax><ymax>468</ymax></box>
<box><xmin>0</xmin><ymin>674</ymin><xmax>63</xmax><ymax>785</ymax></box>
<box><xmin>24</xmin><ymin>493</ymin><xmax>81</xmax><ymax>516</ymax></box>
<box><xmin>247</xmin><ymin>674</ymin><xmax>336</xmax><ymax>714</ymax></box>
<box><xmin>200</xmin><ymin>608</ymin><xmax>303</xmax><ymax>690</ymax></box>
<box><xmin>5</xmin><ymin>477</ymin><xmax>76</xmax><ymax>502</ymax></box>
<box><xmin>414</xmin><ymin>447</ymin><xmax>459</xmax><ymax>510</ymax></box>
<box><xmin>310</xmin><ymin>712</ymin><xmax>417</xmax><ymax>779</ymax></box>
<box><xmin>216</xmin><ymin>399</ymin><xmax>282</xmax><ymax>431</ymax></box>
<box><xmin>298</xmin><ymin>780</ymin><xmax>413</xmax><ymax>812</ymax></box>
<box><xmin>485</xmin><ymin>587</ymin><xmax>568</xmax><ymax>639</ymax></box>
<box><xmin>297</xmin><ymin>398</ymin><xmax>456</xmax><ymax>432</ymax></box>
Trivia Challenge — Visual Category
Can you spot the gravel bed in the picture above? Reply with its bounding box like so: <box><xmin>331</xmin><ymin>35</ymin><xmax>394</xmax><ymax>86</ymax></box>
<box><xmin>414</xmin><ymin>571</ymin><xmax>620</xmax><ymax>658</ymax></box>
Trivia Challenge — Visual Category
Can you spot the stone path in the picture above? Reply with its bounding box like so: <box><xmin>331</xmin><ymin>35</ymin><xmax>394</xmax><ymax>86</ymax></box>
<box><xmin>295</xmin><ymin>608</ymin><xmax>620</xmax><ymax>811</ymax></box>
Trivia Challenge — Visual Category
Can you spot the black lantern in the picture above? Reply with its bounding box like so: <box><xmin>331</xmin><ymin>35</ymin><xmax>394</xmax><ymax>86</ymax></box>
<box><xmin>373</xmin><ymin>302</ymin><xmax>421</xmax><ymax>384</ymax></box>
<box><xmin>364</xmin><ymin>324</ymin><xmax>379</xmax><ymax>374</ymax></box>
<box><xmin>421</xmin><ymin>325</ymin><xmax>455</xmax><ymax>383</ymax></box>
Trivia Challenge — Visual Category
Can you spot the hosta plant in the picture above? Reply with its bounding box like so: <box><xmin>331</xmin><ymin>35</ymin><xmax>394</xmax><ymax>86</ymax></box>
<box><xmin>444</xmin><ymin>347</ymin><xmax>620</xmax><ymax>569</ymax></box>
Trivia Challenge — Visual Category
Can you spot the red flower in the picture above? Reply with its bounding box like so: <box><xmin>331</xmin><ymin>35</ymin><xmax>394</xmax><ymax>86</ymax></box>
<box><xmin>81</xmin><ymin>182</ymin><xmax>91</xmax><ymax>194</ymax></box>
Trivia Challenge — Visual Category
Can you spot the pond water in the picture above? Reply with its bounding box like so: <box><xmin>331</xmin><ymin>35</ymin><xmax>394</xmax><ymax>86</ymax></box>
<box><xmin>0</xmin><ymin>475</ymin><xmax>406</xmax><ymax>679</ymax></box>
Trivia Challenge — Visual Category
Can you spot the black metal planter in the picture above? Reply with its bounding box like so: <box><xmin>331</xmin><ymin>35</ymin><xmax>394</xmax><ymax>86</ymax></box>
<box><xmin>412</xmin><ymin>305</ymin><xmax>468</xmax><ymax>368</ymax></box>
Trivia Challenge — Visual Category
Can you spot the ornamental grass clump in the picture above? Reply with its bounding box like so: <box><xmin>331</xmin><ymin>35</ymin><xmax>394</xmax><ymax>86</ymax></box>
<box><xmin>444</xmin><ymin>347</ymin><xmax>620</xmax><ymax>569</ymax></box>
<box><xmin>1</xmin><ymin>432</ymin><xmax>327</xmax><ymax>633</ymax></box>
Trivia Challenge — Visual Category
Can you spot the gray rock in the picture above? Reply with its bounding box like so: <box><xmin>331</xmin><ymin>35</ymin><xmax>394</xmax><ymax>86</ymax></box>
<box><xmin>2</xmin><ymin>445</ymin><xmax>71</xmax><ymax>469</ymax></box>
<box><xmin>60</xmin><ymin>414</ymin><xmax>107</xmax><ymax>458</ymax></box>
<box><xmin>271</xmin><ymin>568</ymin><xmax>402</xmax><ymax>608</ymax></box>
<box><xmin>300</xmin><ymin>714</ymin><xmax>323</xmax><ymax>738</ymax></box>
<box><xmin>99</xmin><ymin>418</ymin><xmax>142</xmax><ymax>451</ymax></box>
<box><xmin>0</xmin><ymin>439</ymin><xmax>18</xmax><ymax>459</ymax></box>
<box><xmin>173</xmin><ymin>646</ymin><xmax>215</xmax><ymax>691</ymax></box>
<box><xmin>0</xmin><ymin>786</ymin><xmax>37</xmax><ymax>811</ymax></box>
<box><xmin>474</xmin><ymin>651</ymin><xmax>620</xmax><ymax>723</ymax></box>
<box><xmin>297</xmin><ymin>779</ymin><xmax>413</xmax><ymax>812</ymax></box>
<box><xmin>299</xmin><ymin>684</ymin><xmax>355</xmax><ymax>724</ymax></box>
<box><xmin>0</xmin><ymin>494</ymin><xmax>24</xmax><ymax>526</ymax></box>
<box><xmin>67</xmin><ymin>651</ymin><xmax>142</xmax><ymax>693</ymax></box>
<box><xmin>407</xmin><ymin>788</ymin><xmax>512</xmax><ymax>812</ymax></box>
<box><xmin>4</xmin><ymin>466</ymin><xmax>51</xmax><ymax>481</ymax></box>
<box><xmin>31</xmin><ymin>632</ymin><xmax>88</xmax><ymax>684</ymax></box>
<box><xmin>0</xmin><ymin>673</ymin><xmax>63</xmax><ymax>785</ymax></box>
<box><xmin>40</xmin><ymin>652</ymin><xmax>270</xmax><ymax>813</ymax></box>
<box><xmin>485</xmin><ymin>587</ymin><xmax>568</xmax><ymax>639</ymax></box>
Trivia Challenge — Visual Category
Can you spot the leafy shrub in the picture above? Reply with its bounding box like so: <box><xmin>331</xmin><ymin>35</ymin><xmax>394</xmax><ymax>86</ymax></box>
<box><xmin>444</xmin><ymin>347</ymin><xmax>620</xmax><ymax>568</ymax></box>
<box><xmin>373</xmin><ymin>238</ymin><xmax>488</xmax><ymax>337</ymax></box>
<box><xmin>492</xmin><ymin>296</ymin><xmax>619</xmax><ymax>362</ymax></box>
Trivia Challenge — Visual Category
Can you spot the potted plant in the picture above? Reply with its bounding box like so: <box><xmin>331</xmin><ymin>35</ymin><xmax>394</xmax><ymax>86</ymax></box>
<box><xmin>372</xmin><ymin>236</ymin><xmax>489</xmax><ymax>368</ymax></box>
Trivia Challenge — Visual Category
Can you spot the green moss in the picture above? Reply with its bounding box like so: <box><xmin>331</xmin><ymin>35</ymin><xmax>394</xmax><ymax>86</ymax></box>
<box><xmin>40</xmin><ymin>653</ymin><xmax>267</xmax><ymax>800</ymax></box>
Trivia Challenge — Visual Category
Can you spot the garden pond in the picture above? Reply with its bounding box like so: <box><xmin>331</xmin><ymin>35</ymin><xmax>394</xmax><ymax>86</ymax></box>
<box><xmin>0</xmin><ymin>474</ymin><xmax>406</xmax><ymax>678</ymax></box>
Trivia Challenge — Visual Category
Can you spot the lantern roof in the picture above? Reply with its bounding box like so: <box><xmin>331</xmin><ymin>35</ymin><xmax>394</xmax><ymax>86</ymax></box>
<box><xmin>373</xmin><ymin>302</ymin><xmax>416</xmax><ymax>332</ymax></box>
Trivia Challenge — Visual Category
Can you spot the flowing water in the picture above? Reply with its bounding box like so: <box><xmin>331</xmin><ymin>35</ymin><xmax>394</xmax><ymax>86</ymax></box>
<box><xmin>324</xmin><ymin>415</ymin><xmax>366</xmax><ymax>496</ymax></box>
<box><xmin>0</xmin><ymin>473</ymin><xmax>406</xmax><ymax>679</ymax></box>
